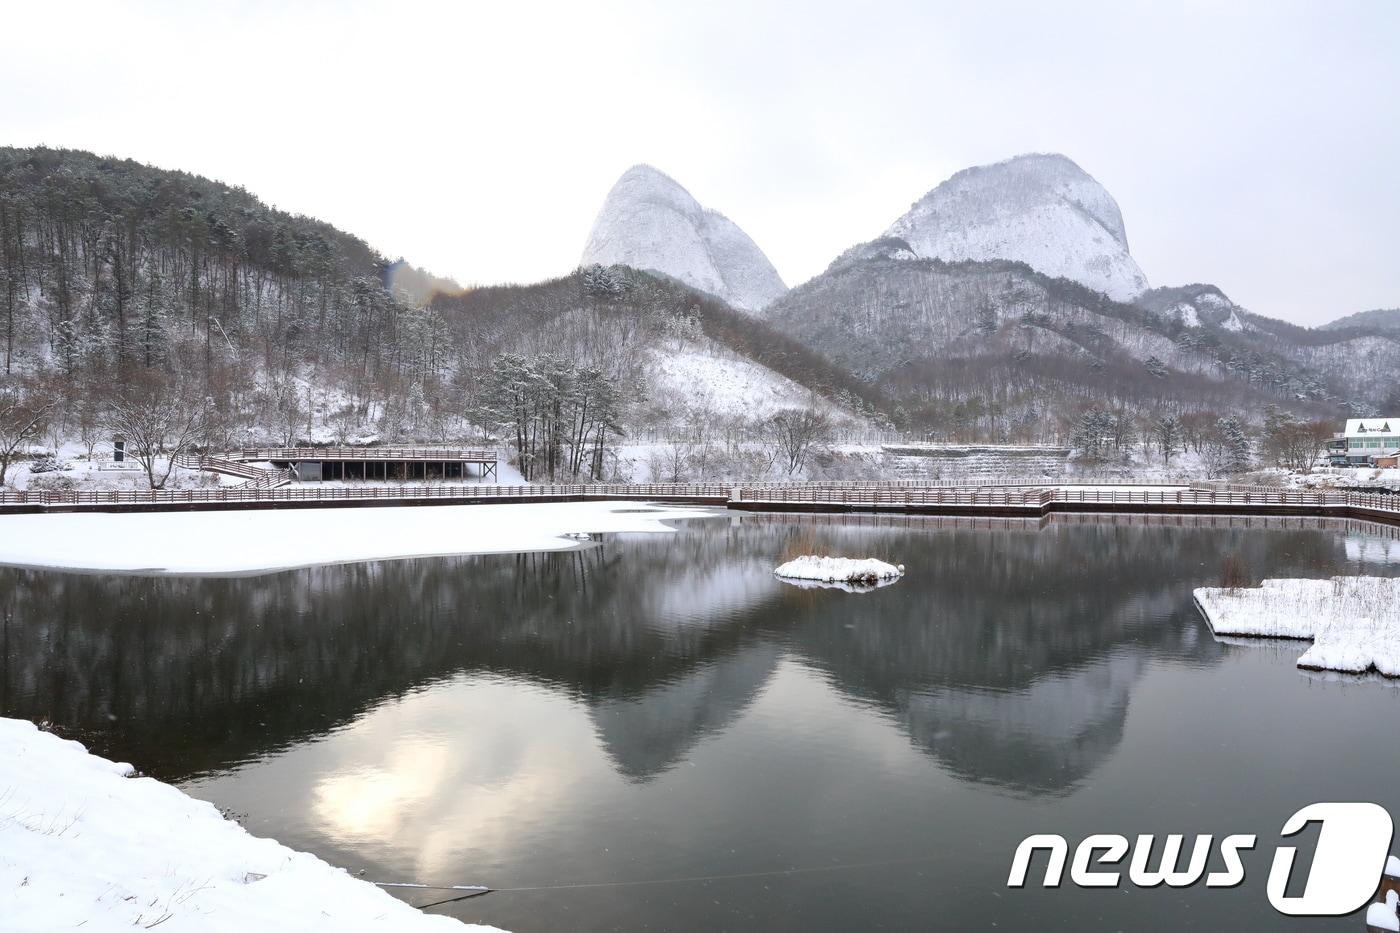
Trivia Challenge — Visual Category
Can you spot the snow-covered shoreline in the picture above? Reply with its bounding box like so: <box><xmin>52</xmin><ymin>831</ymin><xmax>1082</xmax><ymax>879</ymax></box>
<box><xmin>0</xmin><ymin>500</ymin><xmax>714</xmax><ymax>575</ymax></box>
<box><xmin>1194</xmin><ymin>577</ymin><xmax>1400</xmax><ymax>676</ymax></box>
<box><xmin>0</xmin><ymin>717</ymin><xmax>500</xmax><ymax>932</ymax></box>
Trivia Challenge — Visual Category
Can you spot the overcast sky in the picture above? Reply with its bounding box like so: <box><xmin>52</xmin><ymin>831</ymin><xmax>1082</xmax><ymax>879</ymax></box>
<box><xmin>4</xmin><ymin>0</ymin><xmax>1396</xmax><ymax>325</ymax></box>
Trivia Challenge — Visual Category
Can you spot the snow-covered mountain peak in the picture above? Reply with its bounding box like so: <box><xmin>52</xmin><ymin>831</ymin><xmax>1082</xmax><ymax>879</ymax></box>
<box><xmin>580</xmin><ymin>165</ymin><xmax>787</xmax><ymax>312</ymax></box>
<box><xmin>884</xmin><ymin>153</ymin><xmax>1149</xmax><ymax>301</ymax></box>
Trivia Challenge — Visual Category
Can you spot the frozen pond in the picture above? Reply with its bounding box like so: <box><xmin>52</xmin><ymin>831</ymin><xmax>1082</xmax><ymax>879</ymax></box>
<box><xmin>3</xmin><ymin>512</ymin><xmax>1399</xmax><ymax>932</ymax></box>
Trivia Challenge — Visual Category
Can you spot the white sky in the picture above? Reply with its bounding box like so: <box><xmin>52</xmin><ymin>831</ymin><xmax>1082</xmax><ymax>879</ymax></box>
<box><xmin>3</xmin><ymin>0</ymin><xmax>1396</xmax><ymax>325</ymax></box>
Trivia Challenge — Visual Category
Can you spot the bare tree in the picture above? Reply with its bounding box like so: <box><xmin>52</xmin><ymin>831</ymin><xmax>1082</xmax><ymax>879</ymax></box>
<box><xmin>1153</xmin><ymin>415</ymin><xmax>1181</xmax><ymax>466</ymax></box>
<box><xmin>0</xmin><ymin>382</ymin><xmax>51</xmax><ymax>486</ymax></box>
<box><xmin>1263</xmin><ymin>412</ymin><xmax>1333</xmax><ymax>472</ymax></box>
<box><xmin>766</xmin><ymin>407</ymin><xmax>831</xmax><ymax>476</ymax></box>
<box><xmin>106</xmin><ymin>378</ymin><xmax>209</xmax><ymax>489</ymax></box>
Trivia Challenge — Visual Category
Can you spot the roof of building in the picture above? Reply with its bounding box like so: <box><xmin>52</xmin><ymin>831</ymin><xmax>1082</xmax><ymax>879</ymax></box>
<box><xmin>1344</xmin><ymin>418</ymin><xmax>1400</xmax><ymax>437</ymax></box>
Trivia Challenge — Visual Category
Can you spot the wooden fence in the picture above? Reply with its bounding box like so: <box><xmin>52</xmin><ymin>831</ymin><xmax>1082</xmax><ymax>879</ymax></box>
<box><xmin>236</xmin><ymin>446</ymin><xmax>498</xmax><ymax>462</ymax></box>
<box><xmin>173</xmin><ymin>455</ymin><xmax>294</xmax><ymax>488</ymax></box>
<box><xmin>2</xmin><ymin>481</ymin><xmax>1398</xmax><ymax>525</ymax></box>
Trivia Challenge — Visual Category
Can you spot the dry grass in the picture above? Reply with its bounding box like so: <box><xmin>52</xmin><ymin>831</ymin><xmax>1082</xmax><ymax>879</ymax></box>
<box><xmin>1220</xmin><ymin>553</ymin><xmax>1250</xmax><ymax>592</ymax></box>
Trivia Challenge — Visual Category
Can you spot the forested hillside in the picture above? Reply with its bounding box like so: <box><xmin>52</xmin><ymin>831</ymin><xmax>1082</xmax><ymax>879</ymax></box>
<box><xmin>763</xmin><ymin>244</ymin><xmax>1398</xmax><ymax>442</ymax></box>
<box><xmin>1</xmin><ymin>147</ymin><xmax>1392</xmax><ymax>484</ymax></box>
<box><xmin>0</xmin><ymin>148</ymin><xmax>875</xmax><ymax>482</ymax></box>
<box><xmin>0</xmin><ymin>147</ymin><xmax>473</xmax><ymax>445</ymax></box>
<box><xmin>1321</xmin><ymin>307</ymin><xmax>1400</xmax><ymax>333</ymax></box>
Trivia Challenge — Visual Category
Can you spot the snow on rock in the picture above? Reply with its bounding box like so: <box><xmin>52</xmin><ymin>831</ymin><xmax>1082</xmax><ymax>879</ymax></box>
<box><xmin>774</xmin><ymin>555</ymin><xmax>904</xmax><ymax>589</ymax></box>
<box><xmin>581</xmin><ymin>165</ymin><xmax>787</xmax><ymax>312</ymax></box>
<box><xmin>0</xmin><ymin>500</ymin><xmax>714</xmax><ymax>575</ymax></box>
<box><xmin>1389</xmin><ymin>855</ymin><xmax>1400</xmax><ymax>878</ymax></box>
<box><xmin>884</xmin><ymin>153</ymin><xmax>1149</xmax><ymax>301</ymax></box>
<box><xmin>1369</xmin><ymin>891</ymin><xmax>1400</xmax><ymax>933</ymax></box>
<box><xmin>1193</xmin><ymin>577</ymin><xmax>1400</xmax><ymax>676</ymax></box>
<box><xmin>0</xmin><ymin>717</ymin><xmax>500</xmax><ymax>933</ymax></box>
<box><xmin>1170</xmin><ymin>301</ymin><xmax>1202</xmax><ymax>328</ymax></box>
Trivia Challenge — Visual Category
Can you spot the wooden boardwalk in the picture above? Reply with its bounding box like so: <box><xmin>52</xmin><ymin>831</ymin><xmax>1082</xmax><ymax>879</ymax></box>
<box><xmin>0</xmin><ymin>481</ymin><xmax>1397</xmax><ymax>529</ymax></box>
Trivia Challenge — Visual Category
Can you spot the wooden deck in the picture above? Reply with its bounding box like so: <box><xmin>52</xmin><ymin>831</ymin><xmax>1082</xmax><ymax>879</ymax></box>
<box><xmin>1</xmin><ymin>481</ymin><xmax>1397</xmax><ymax>529</ymax></box>
<box><xmin>231</xmin><ymin>446</ymin><xmax>500</xmax><ymax>481</ymax></box>
<box><xmin>235</xmin><ymin>446</ymin><xmax>498</xmax><ymax>463</ymax></box>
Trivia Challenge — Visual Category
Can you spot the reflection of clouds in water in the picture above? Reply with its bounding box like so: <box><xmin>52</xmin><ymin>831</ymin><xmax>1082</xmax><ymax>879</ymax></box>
<box><xmin>315</xmin><ymin>740</ymin><xmax>449</xmax><ymax>839</ymax></box>
<box><xmin>639</xmin><ymin>558</ymin><xmax>778</xmax><ymax>628</ymax></box>
<box><xmin>301</xmin><ymin>678</ymin><xmax>609</xmax><ymax>880</ymax></box>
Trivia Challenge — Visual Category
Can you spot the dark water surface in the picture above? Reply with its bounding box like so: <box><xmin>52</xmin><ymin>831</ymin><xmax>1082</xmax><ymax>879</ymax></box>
<box><xmin>4</xmin><ymin>511</ymin><xmax>1400</xmax><ymax>932</ymax></box>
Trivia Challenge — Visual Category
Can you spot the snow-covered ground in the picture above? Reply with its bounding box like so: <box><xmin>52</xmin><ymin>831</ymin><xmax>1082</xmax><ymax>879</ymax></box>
<box><xmin>4</xmin><ymin>450</ymin><xmax>232</xmax><ymax>492</ymax></box>
<box><xmin>645</xmin><ymin>342</ymin><xmax>844</xmax><ymax>420</ymax></box>
<box><xmin>0</xmin><ymin>717</ymin><xmax>499</xmax><ymax>933</ymax></box>
<box><xmin>1274</xmin><ymin>466</ymin><xmax>1400</xmax><ymax>492</ymax></box>
<box><xmin>0</xmin><ymin>500</ymin><xmax>715</xmax><ymax>574</ymax></box>
<box><xmin>1194</xmin><ymin>577</ymin><xmax>1400</xmax><ymax>676</ymax></box>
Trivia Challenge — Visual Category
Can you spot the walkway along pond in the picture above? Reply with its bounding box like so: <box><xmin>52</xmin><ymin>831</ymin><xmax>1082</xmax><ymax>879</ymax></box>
<box><xmin>1</xmin><ymin>480</ymin><xmax>1398</xmax><ymax>527</ymax></box>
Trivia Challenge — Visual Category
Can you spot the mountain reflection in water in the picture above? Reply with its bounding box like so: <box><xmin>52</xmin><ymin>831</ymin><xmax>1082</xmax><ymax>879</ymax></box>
<box><xmin>4</xmin><ymin>512</ymin><xmax>1399</xmax><ymax>933</ymax></box>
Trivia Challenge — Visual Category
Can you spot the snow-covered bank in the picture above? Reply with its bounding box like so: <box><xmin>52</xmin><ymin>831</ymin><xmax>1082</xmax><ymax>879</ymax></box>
<box><xmin>773</xmin><ymin>555</ymin><xmax>904</xmax><ymax>590</ymax></box>
<box><xmin>1193</xmin><ymin>577</ymin><xmax>1400</xmax><ymax>676</ymax></box>
<box><xmin>0</xmin><ymin>717</ymin><xmax>500</xmax><ymax>933</ymax></box>
<box><xmin>0</xmin><ymin>501</ymin><xmax>714</xmax><ymax>575</ymax></box>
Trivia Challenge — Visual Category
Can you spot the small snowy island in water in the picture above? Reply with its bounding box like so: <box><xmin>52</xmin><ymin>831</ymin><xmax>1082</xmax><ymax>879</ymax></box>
<box><xmin>774</xmin><ymin>556</ymin><xmax>905</xmax><ymax>592</ymax></box>
<box><xmin>1193</xmin><ymin>577</ymin><xmax>1400</xmax><ymax>677</ymax></box>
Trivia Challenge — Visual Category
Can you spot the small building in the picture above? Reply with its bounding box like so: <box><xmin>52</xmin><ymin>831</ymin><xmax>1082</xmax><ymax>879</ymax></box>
<box><xmin>237</xmin><ymin>446</ymin><xmax>499</xmax><ymax>482</ymax></box>
<box><xmin>1340</xmin><ymin>418</ymin><xmax>1400</xmax><ymax>466</ymax></box>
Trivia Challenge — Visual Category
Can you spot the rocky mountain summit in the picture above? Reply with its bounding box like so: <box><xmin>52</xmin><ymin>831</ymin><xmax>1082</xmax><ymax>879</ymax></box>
<box><xmin>883</xmin><ymin>153</ymin><xmax>1150</xmax><ymax>301</ymax></box>
<box><xmin>580</xmin><ymin>165</ymin><xmax>787</xmax><ymax>312</ymax></box>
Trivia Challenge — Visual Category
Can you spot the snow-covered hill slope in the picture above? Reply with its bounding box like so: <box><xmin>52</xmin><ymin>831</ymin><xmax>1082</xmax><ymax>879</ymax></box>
<box><xmin>581</xmin><ymin>165</ymin><xmax>787</xmax><ymax>312</ymax></box>
<box><xmin>643</xmin><ymin>338</ymin><xmax>845</xmax><ymax>419</ymax></box>
<box><xmin>884</xmin><ymin>153</ymin><xmax>1149</xmax><ymax>301</ymax></box>
<box><xmin>1322</xmin><ymin>307</ymin><xmax>1400</xmax><ymax>333</ymax></box>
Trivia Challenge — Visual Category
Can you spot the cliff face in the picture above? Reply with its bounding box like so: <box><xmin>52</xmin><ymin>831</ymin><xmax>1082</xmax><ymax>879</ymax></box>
<box><xmin>580</xmin><ymin>165</ymin><xmax>787</xmax><ymax>312</ymax></box>
<box><xmin>885</xmin><ymin>153</ymin><xmax>1149</xmax><ymax>301</ymax></box>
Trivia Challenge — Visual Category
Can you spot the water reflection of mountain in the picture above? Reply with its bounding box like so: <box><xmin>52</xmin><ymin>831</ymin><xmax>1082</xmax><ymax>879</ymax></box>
<box><xmin>0</xmin><ymin>514</ymin><xmax>1364</xmax><ymax>793</ymax></box>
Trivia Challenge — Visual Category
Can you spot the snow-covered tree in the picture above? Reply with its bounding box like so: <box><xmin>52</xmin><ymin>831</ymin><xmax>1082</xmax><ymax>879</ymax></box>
<box><xmin>105</xmin><ymin>376</ymin><xmax>209</xmax><ymax>489</ymax></box>
<box><xmin>0</xmin><ymin>381</ymin><xmax>50</xmax><ymax>486</ymax></box>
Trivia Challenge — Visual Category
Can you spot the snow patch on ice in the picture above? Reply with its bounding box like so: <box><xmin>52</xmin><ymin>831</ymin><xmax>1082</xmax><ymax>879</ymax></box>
<box><xmin>0</xmin><ymin>500</ymin><xmax>715</xmax><ymax>575</ymax></box>
<box><xmin>1193</xmin><ymin>577</ymin><xmax>1400</xmax><ymax>676</ymax></box>
<box><xmin>0</xmin><ymin>717</ymin><xmax>500</xmax><ymax>933</ymax></box>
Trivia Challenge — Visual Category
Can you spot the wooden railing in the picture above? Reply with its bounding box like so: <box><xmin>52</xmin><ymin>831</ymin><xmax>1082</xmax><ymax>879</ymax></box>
<box><xmin>237</xmin><ymin>446</ymin><xmax>498</xmax><ymax>462</ymax></box>
<box><xmin>735</xmin><ymin>485</ymin><xmax>1054</xmax><ymax>507</ymax></box>
<box><xmin>174</xmin><ymin>455</ymin><xmax>295</xmax><ymax>488</ymax></box>
<box><xmin>0</xmin><ymin>482</ymin><xmax>730</xmax><ymax>508</ymax></box>
<box><xmin>1</xmin><ymin>481</ymin><xmax>1398</xmax><ymax>520</ymax></box>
